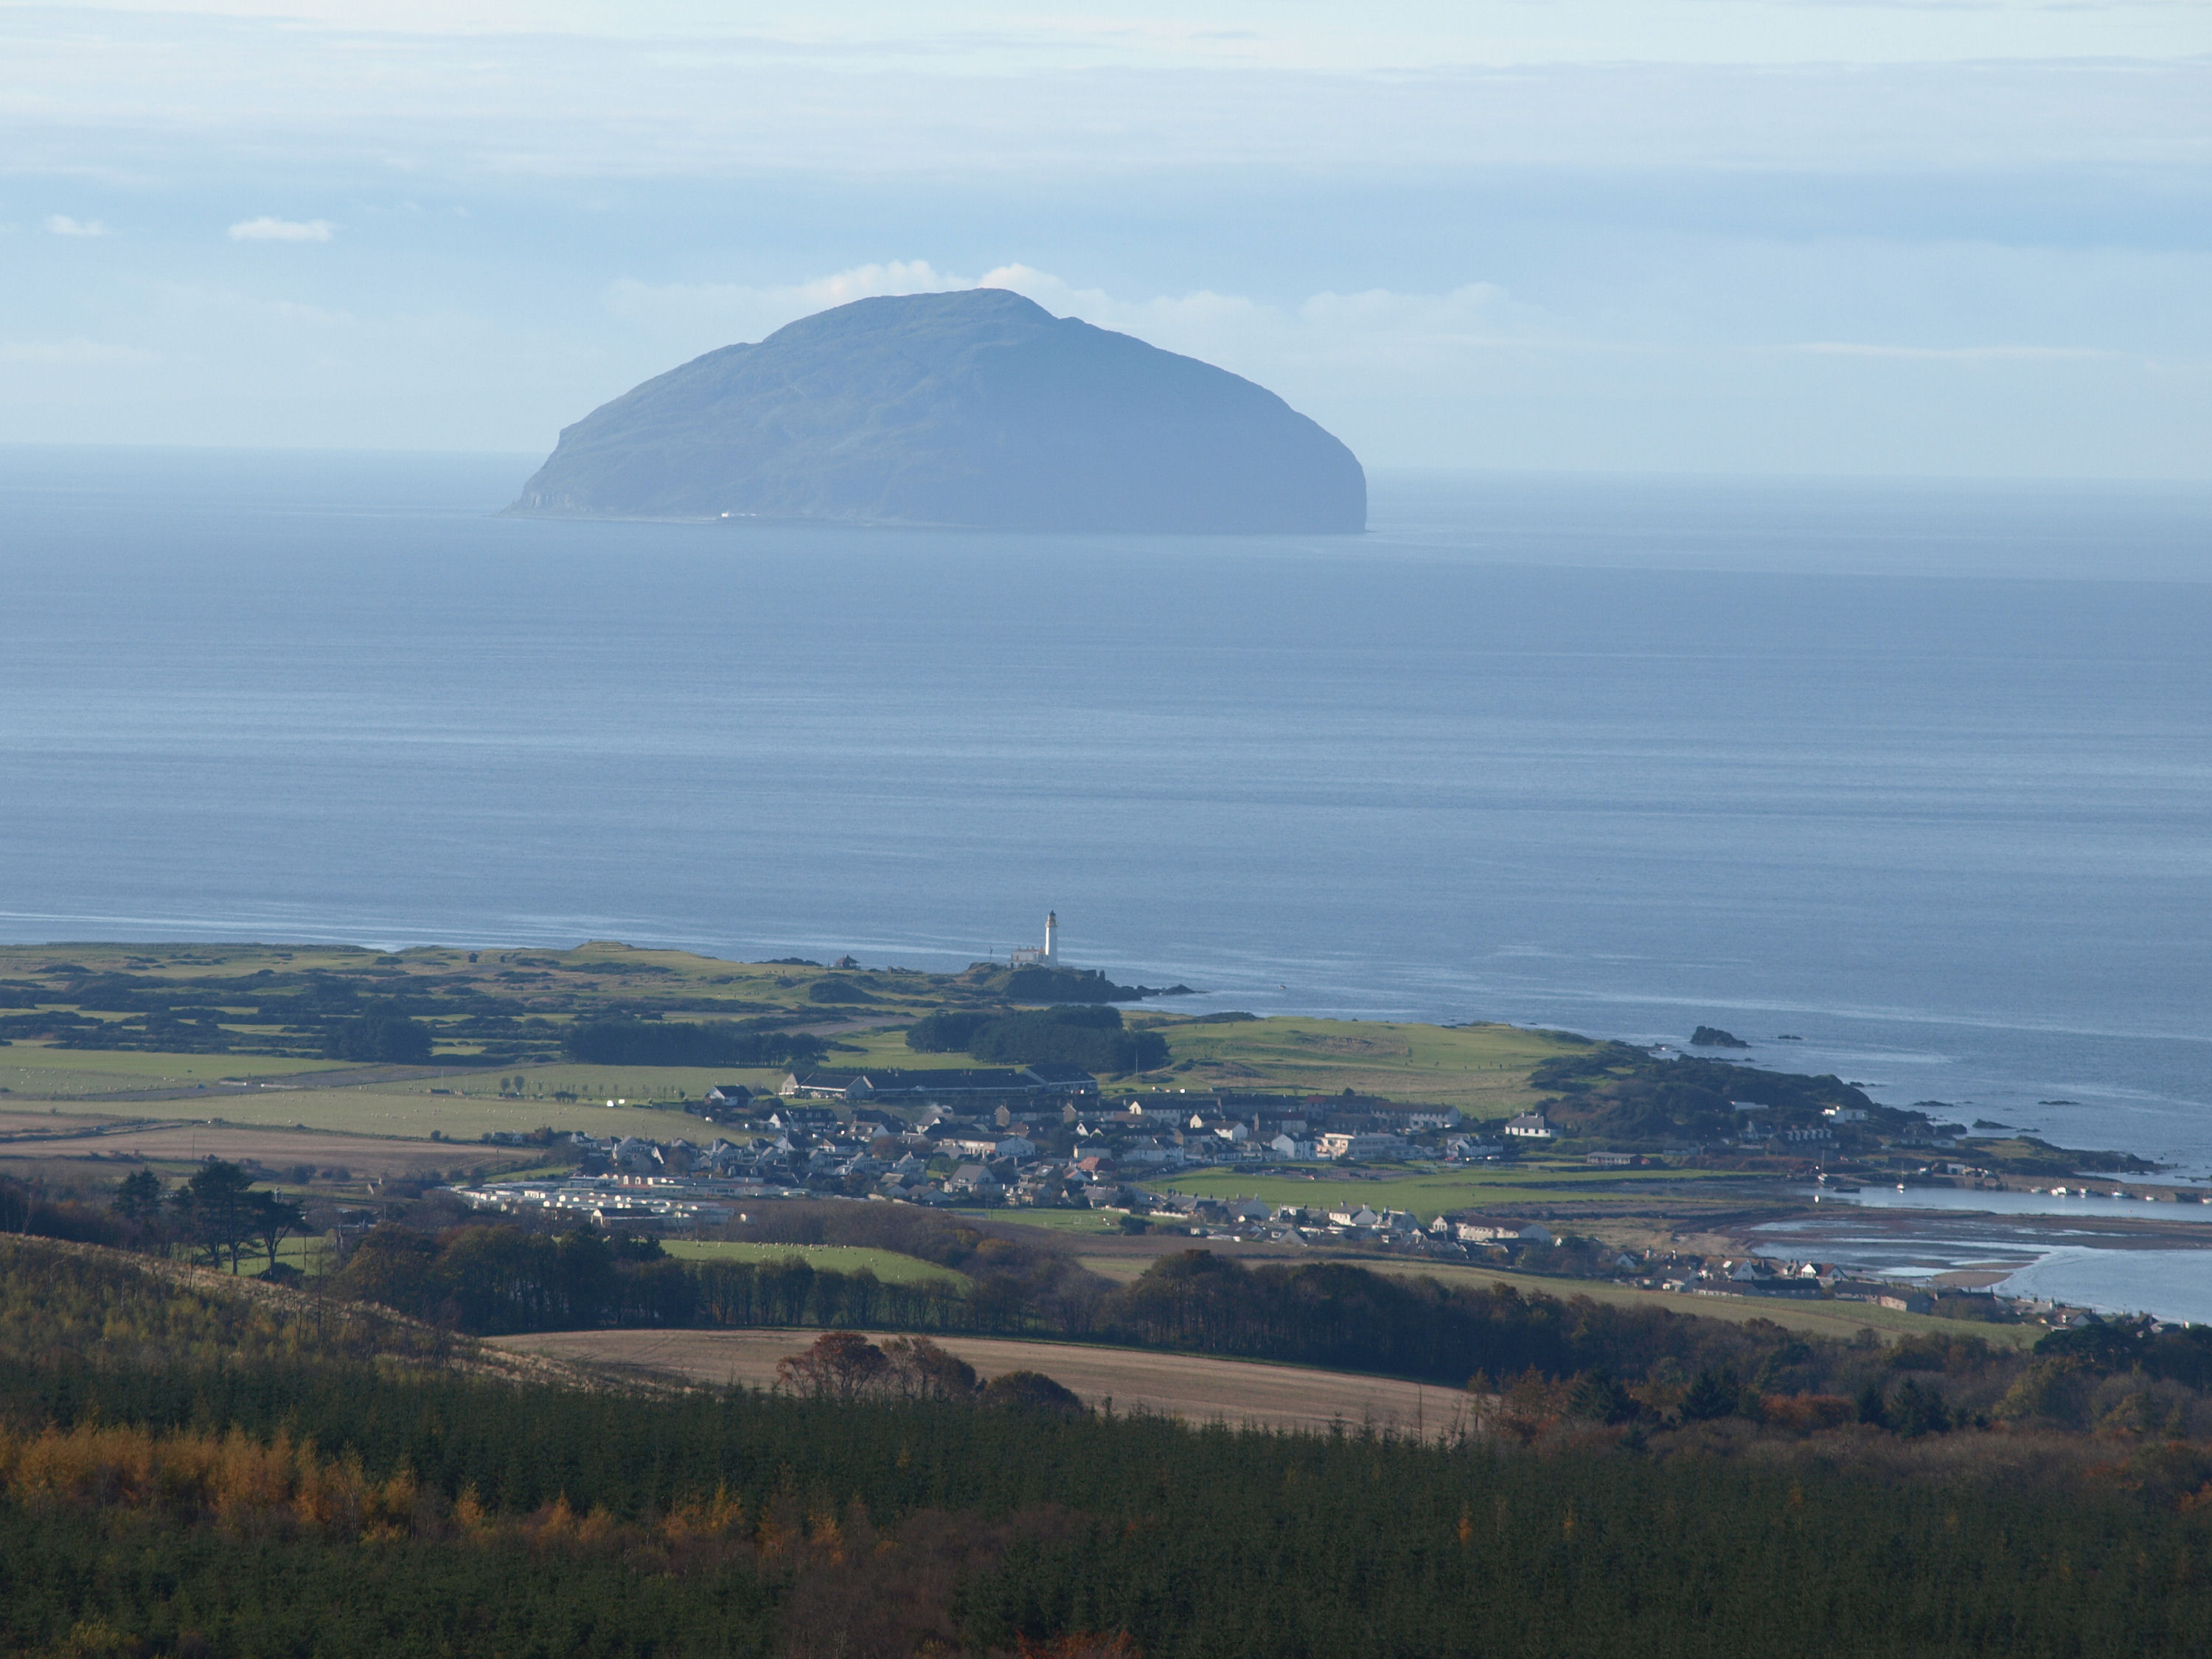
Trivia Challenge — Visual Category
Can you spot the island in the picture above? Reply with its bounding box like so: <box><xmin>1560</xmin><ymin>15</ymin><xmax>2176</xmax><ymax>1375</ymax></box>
<box><xmin>510</xmin><ymin>288</ymin><xmax>1367</xmax><ymax>533</ymax></box>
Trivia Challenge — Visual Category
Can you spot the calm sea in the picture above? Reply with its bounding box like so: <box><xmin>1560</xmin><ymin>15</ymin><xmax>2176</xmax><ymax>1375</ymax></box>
<box><xmin>4</xmin><ymin>448</ymin><xmax>2209</xmax><ymax>1214</ymax></box>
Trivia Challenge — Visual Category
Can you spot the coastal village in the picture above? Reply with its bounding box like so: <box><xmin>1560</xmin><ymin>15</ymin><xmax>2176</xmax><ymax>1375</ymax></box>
<box><xmin>451</xmin><ymin>1066</ymin><xmax>1492</xmax><ymax>1229</ymax></box>
<box><xmin>0</xmin><ymin>926</ymin><xmax>2154</xmax><ymax>1332</ymax></box>
<box><xmin>394</xmin><ymin>917</ymin><xmax>2102</xmax><ymax>1326</ymax></box>
<box><xmin>445</xmin><ymin>1066</ymin><xmax>2079</xmax><ymax>1328</ymax></box>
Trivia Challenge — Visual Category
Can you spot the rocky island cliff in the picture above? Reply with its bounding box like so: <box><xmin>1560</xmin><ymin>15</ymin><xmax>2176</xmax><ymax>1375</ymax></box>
<box><xmin>512</xmin><ymin>288</ymin><xmax>1366</xmax><ymax>533</ymax></box>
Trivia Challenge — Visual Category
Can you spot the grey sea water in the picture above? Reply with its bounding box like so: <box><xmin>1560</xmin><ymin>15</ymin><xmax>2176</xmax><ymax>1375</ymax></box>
<box><xmin>4</xmin><ymin>450</ymin><xmax>2209</xmax><ymax>1217</ymax></box>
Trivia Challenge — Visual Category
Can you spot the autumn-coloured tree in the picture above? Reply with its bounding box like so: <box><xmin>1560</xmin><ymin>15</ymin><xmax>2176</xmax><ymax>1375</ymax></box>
<box><xmin>776</xmin><ymin>1331</ymin><xmax>891</xmax><ymax>1399</ymax></box>
<box><xmin>880</xmin><ymin>1335</ymin><xmax>979</xmax><ymax>1400</ymax></box>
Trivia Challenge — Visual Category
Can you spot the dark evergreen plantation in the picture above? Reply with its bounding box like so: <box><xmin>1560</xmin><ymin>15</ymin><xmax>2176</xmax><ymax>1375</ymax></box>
<box><xmin>8</xmin><ymin>1237</ymin><xmax>2212</xmax><ymax>1656</ymax></box>
<box><xmin>7</xmin><ymin>1345</ymin><xmax>2212</xmax><ymax>1658</ymax></box>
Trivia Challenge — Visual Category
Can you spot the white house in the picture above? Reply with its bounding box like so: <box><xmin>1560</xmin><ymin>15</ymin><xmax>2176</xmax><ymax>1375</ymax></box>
<box><xmin>1376</xmin><ymin>1107</ymin><xmax>1456</xmax><ymax>1131</ymax></box>
<box><xmin>1117</xmin><ymin>1139</ymin><xmax>1185</xmax><ymax>1166</ymax></box>
<box><xmin>1317</xmin><ymin>1131</ymin><xmax>1411</xmax><ymax>1161</ymax></box>
<box><xmin>1455</xmin><ymin>1221</ymin><xmax>1554</xmax><ymax>1245</ymax></box>
<box><xmin>1505</xmin><ymin>1114</ymin><xmax>1554</xmax><ymax>1140</ymax></box>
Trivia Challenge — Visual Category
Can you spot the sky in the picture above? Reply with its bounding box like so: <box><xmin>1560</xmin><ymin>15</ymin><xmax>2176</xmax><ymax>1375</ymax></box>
<box><xmin>3</xmin><ymin>1</ymin><xmax>2208</xmax><ymax>476</ymax></box>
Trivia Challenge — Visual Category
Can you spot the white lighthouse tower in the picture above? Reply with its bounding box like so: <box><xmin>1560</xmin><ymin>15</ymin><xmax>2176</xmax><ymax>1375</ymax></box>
<box><xmin>1008</xmin><ymin>911</ymin><xmax>1062</xmax><ymax>968</ymax></box>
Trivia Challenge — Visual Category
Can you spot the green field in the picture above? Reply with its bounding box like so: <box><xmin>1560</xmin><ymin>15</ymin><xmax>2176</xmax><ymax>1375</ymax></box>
<box><xmin>0</xmin><ymin>950</ymin><xmax>1602</xmax><ymax>1123</ymax></box>
<box><xmin>658</xmin><ymin>1240</ymin><xmax>968</xmax><ymax>1287</ymax></box>
<box><xmin>0</xmin><ymin>1045</ymin><xmax>358</xmax><ymax>1097</ymax></box>
<box><xmin>1161</xmin><ymin>1163</ymin><xmax>1753</xmax><ymax>1222</ymax></box>
<box><xmin>942</xmin><ymin>1206</ymin><xmax>1127</xmax><ymax>1236</ymax></box>
<box><xmin>0</xmin><ymin>940</ymin><xmax>958</xmax><ymax>1061</ymax></box>
<box><xmin>1357</xmin><ymin>1259</ymin><xmax>2044</xmax><ymax>1349</ymax></box>
<box><xmin>1065</xmin><ymin>1250</ymin><xmax>2037</xmax><ymax>1349</ymax></box>
<box><xmin>186</xmin><ymin>1089</ymin><xmax>712</xmax><ymax>1144</ymax></box>
<box><xmin>378</xmin><ymin>1063</ymin><xmax>796</xmax><ymax>1107</ymax></box>
<box><xmin>1133</xmin><ymin>1017</ymin><xmax>1587</xmax><ymax>1112</ymax></box>
<box><xmin>808</xmin><ymin>1028</ymin><xmax>999</xmax><ymax>1072</ymax></box>
<box><xmin>787</xmin><ymin>1012</ymin><xmax>1598</xmax><ymax>1110</ymax></box>
<box><xmin>13</xmin><ymin>1087</ymin><xmax>709</xmax><ymax>1146</ymax></box>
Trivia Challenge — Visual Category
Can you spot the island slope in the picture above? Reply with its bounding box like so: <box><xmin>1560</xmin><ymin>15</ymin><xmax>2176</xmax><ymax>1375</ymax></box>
<box><xmin>512</xmin><ymin>288</ymin><xmax>1366</xmax><ymax>533</ymax></box>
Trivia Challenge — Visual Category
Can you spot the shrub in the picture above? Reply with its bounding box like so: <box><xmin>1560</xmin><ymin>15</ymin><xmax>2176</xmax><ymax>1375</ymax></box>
<box><xmin>979</xmin><ymin>1369</ymin><xmax>1083</xmax><ymax>1413</ymax></box>
<box><xmin>563</xmin><ymin>1020</ymin><xmax>827</xmax><ymax>1068</ymax></box>
<box><xmin>1888</xmin><ymin>1378</ymin><xmax>1952</xmax><ymax>1438</ymax></box>
<box><xmin>909</xmin><ymin>1005</ymin><xmax>1166</xmax><ymax>1074</ymax></box>
<box><xmin>1679</xmin><ymin>1368</ymin><xmax>1742</xmax><ymax>1423</ymax></box>
<box><xmin>326</xmin><ymin>1007</ymin><xmax>433</xmax><ymax>1064</ymax></box>
<box><xmin>907</xmin><ymin>1009</ymin><xmax>995</xmax><ymax>1053</ymax></box>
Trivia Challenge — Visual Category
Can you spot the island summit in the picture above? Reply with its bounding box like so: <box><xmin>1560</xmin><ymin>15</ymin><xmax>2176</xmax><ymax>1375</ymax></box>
<box><xmin>512</xmin><ymin>288</ymin><xmax>1367</xmax><ymax>533</ymax></box>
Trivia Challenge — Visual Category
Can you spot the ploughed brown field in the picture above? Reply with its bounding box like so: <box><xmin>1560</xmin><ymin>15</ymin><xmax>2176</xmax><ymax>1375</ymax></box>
<box><xmin>486</xmin><ymin>1329</ymin><xmax>1473</xmax><ymax>1439</ymax></box>
<box><xmin>0</xmin><ymin>1121</ymin><xmax>459</xmax><ymax>1178</ymax></box>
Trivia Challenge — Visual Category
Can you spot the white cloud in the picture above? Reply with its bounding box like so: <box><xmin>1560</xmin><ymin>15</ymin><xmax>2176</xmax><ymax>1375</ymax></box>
<box><xmin>44</xmin><ymin>215</ymin><xmax>111</xmax><ymax>237</ymax></box>
<box><xmin>605</xmin><ymin>261</ymin><xmax>967</xmax><ymax>343</ymax></box>
<box><xmin>973</xmin><ymin>267</ymin><xmax>1561</xmax><ymax>378</ymax></box>
<box><xmin>228</xmin><ymin>216</ymin><xmax>336</xmax><ymax>241</ymax></box>
<box><xmin>24</xmin><ymin>1</ymin><xmax>2212</xmax><ymax>71</ymax></box>
<box><xmin>599</xmin><ymin>260</ymin><xmax>1577</xmax><ymax>453</ymax></box>
<box><xmin>610</xmin><ymin>261</ymin><xmax>1555</xmax><ymax>374</ymax></box>
<box><xmin>1795</xmin><ymin>341</ymin><xmax>2121</xmax><ymax>363</ymax></box>
<box><xmin>6</xmin><ymin>9</ymin><xmax>2206</xmax><ymax>185</ymax></box>
<box><xmin>0</xmin><ymin>339</ymin><xmax>157</xmax><ymax>365</ymax></box>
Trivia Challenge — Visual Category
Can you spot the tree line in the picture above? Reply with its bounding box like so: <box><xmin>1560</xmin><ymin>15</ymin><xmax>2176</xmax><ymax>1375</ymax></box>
<box><xmin>48</xmin><ymin>1165</ymin><xmax>2212</xmax><ymax>1448</ymax></box>
<box><xmin>15</xmin><ymin>1163</ymin><xmax>310</xmax><ymax>1276</ymax></box>
<box><xmin>905</xmin><ymin>1004</ymin><xmax>1168</xmax><ymax>1074</ymax></box>
<box><xmin>563</xmin><ymin>1018</ymin><xmax>831</xmax><ymax>1069</ymax></box>
<box><xmin>7</xmin><ymin>1255</ymin><xmax>2212</xmax><ymax>1658</ymax></box>
<box><xmin>315</xmin><ymin>1206</ymin><xmax>2212</xmax><ymax>1449</ymax></box>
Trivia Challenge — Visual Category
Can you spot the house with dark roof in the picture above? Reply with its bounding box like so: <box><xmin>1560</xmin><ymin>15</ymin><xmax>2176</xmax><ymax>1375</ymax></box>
<box><xmin>1018</xmin><ymin>1062</ymin><xmax>1100</xmax><ymax>1096</ymax></box>
<box><xmin>767</xmin><ymin>1104</ymin><xmax>842</xmax><ymax>1132</ymax></box>
<box><xmin>692</xmin><ymin>1083</ymin><xmax>757</xmax><ymax>1120</ymax></box>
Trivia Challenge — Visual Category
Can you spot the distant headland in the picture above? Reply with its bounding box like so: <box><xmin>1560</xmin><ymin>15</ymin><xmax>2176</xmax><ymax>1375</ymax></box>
<box><xmin>510</xmin><ymin>288</ymin><xmax>1367</xmax><ymax>533</ymax></box>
